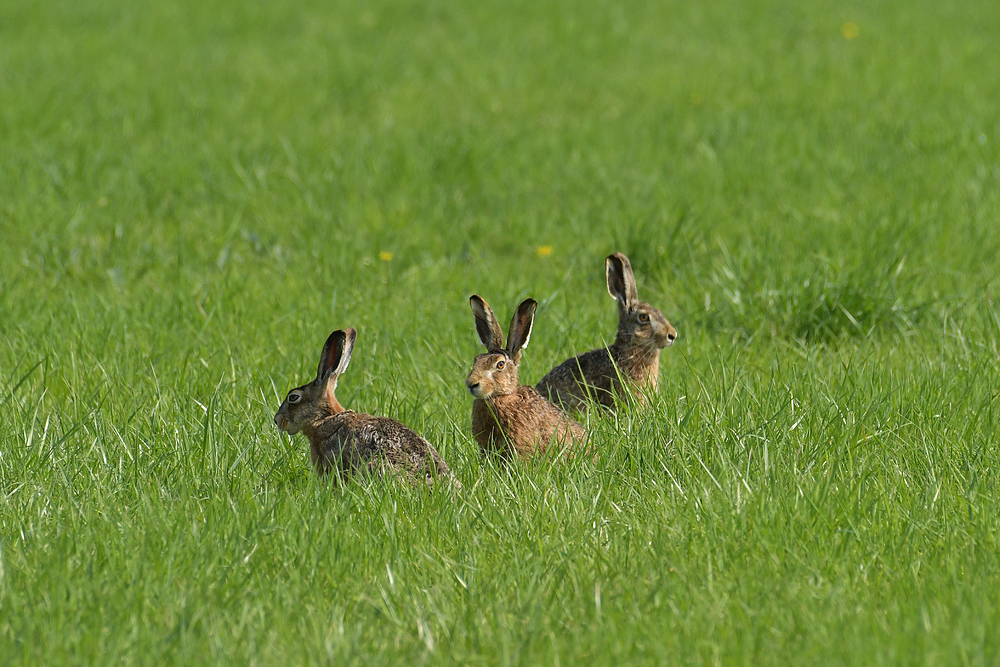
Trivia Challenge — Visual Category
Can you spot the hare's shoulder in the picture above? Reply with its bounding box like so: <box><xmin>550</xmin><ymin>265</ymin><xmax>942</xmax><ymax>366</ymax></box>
<box><xmin>502</xmin><ymin>385</ymin><xmax>554</xmax><ymax>414</ymax></box>
<box><xmin>509</xmin><ymin>385</ymin><xmax>578</xmax><ymax>431</ymax></box>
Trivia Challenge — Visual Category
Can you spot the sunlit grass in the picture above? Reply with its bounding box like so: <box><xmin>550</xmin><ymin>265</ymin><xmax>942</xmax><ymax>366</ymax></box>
<box><xmin>1</xmin><ymin>0</ymin><xmax>999</xmax><ymax>664</ymax></box>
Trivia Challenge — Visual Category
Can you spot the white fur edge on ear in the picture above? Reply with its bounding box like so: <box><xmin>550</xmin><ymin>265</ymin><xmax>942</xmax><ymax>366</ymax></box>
<box><xmin>606</xmin><ymin>256</ymin><xmax>629</xmax><ymax>304</ymax></box>
<box><xmin>334</xmin><ymin>327</ymin><xmax>357</xmax><ymax>377</ymax></box>
<box><xmin>606</xmin><ymin>256</ymin><xmax>619</xmax><ymax>300</ymax></box>
<box><xmin>508</xmin><ymin>299</ymin><xmax>536</xmax><ymax>354</ymax></box>
<box><xmin>606</xmin><ymin>253</ymin><xmax>638</xmax><ymax>307</ymax></box>
<box><xmin>316</xmin><ymin>328</ymin><xmax>356</xmax><ymax>384</ymax></box>
<box><xmin>518</xmin><ymin>320</ymin><xmax>532</xmax><ymax>350</ymax></box>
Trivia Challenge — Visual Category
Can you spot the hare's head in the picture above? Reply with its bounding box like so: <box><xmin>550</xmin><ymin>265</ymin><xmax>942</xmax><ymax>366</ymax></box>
<box><xmin>465</xmin><ymin>295</ymin><xmax>536</xmax><ymax>400</ymax></box>
<box><xmin>607</xmin><ymin>252</ymin><xmax>677</xmax><ymax>351</ymax></box>
<box><xmin>274</xmin><ymin>328</ymin><xmax>357</xmax><ymax>434</ymax></box>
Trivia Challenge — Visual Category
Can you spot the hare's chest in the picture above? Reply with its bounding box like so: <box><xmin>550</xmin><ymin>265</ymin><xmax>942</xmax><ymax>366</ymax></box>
<box><xmin>472</xmin><ymin>399</ymin><xmax>502</xmax><ymax>452</ymax></box>
<box><xmin>474</xmin><ymin>394</ymin><xmax>554</xmax><ymax>460</ymax></box>
<box><xmin>611</xmin><ymin>347</ymin><xmax>660</xmax><ymax>391</ymax></box>
<box><xmin>473</xmin><ymin>398</ymin><xmax>529</xmax><ymax>459</ymax></box>
<box><xmin>632</xmin><ymin>353</ymin><xmax>659</xmax><ymax>388</ymax></box>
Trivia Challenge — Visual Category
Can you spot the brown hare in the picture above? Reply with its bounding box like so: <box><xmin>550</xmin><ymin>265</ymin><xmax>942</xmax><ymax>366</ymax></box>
<box><xmin>274</xmin><ymin>327</ymin><xmax>456</xmax><ymax>487</ymax></box>
<box><xmin>465</xmin><ymin>295</ymin><xmax>586</xmax><ymax>462</ymax></box>
<box><xmin>536</xmin><ymin>252</ymin><xmax>676</xmax><ymax>413</ymax></box>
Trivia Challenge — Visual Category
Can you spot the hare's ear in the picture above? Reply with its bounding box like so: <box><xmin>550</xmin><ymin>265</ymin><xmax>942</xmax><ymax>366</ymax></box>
<box><xmin>607</xmin><ymin>252</ymin><xmax>639</xmax><ymax>310</ymax></box>
<box><xmin>317</xmin><ymin>328</ymin><xmax>357</xmax><ymax>381</ymax></box>
<box><xmin>506</xmin><ymin>298</ymin><xmax>537</xmax><ymax>363</ymax></box>
<box><xmin>470</xmin><ymin>295</ymin><xmax>504</xmax><ymax>352</ymax></box>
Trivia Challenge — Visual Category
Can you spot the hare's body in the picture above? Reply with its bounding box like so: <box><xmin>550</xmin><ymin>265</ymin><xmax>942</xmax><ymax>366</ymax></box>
<box><xmin>472</xmin><ymin>386</ymin><xmax>585</xmax><ymax>460</ymax></box>
<box><xmin>465</xmin><ymin>295</ymin><xmax>586</xmax><ymax>462</ymax></box>
<box><xmin>537</xmin><ymin>341</ymin><xmax>661</xmax><ymax>413</ymax></box>
<box><xmin>536</xmin><ymin>252</ymin><xmax>676</xmax><ymax>413</ymax></box>
<box><xmin>303</xmin><ymin>410</ymin><xmax>452</xmax><ymax>485</ymax></box>
<box><xmin>275</xmin><ymin>327</ymin><xmax>456</xmax><ymax>487</ymax></box>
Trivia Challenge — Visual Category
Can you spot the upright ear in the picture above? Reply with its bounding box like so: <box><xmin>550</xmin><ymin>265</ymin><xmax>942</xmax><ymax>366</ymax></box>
<box><xmin>470</xmin><ymin>295</ymin><xmax>504</xmax><ymax>352</ymax></box>
<box><xmin>506</xmin><ymin>298</ymin><xmax>537</xmax><ymax>363</ymax></box>
<box><xmin>606</xmin><ymin>252</ymin><xmax>638</xmax><ymax>310</ymax></box>
<box><xmin>316</xmin><ymin>328</ymin><xmax>357</xmax><ymax>382</ymax></box>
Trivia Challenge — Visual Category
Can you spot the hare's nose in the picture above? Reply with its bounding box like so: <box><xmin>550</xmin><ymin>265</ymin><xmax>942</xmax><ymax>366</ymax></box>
<box><xmin>667</xmin><ymin>331</ymin><xmax>676</xmax><ymax>342</ymax></box>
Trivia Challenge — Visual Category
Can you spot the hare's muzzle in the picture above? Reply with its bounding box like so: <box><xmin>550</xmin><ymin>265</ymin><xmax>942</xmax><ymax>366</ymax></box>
<box><xmin>658</xmin><ymin>323</ymin><xmax>678</xmax><ymax>347</ymax></box>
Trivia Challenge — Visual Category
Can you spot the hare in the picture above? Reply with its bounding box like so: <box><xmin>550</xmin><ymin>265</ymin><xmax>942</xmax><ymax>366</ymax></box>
<box><xmin>465</xmin><ymin>295</ymin><xmax>586</xmax><ymax>461</ymax></box>
<box><xmin>274</xmin><ymin>327</ymin><xmax>456</xmax><ymax>487</ymax></box>
<box><xmin>536</xmin><ymin>252</ymin><xmax>677</xmax><ymax>413</ymax></box>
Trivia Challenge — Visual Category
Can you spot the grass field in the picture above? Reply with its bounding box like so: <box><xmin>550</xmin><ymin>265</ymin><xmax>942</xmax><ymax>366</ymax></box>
<box><xmin>2</xmin><ymin>0</ymin><xmax>1000</xmax><ymax>663</ymax></box>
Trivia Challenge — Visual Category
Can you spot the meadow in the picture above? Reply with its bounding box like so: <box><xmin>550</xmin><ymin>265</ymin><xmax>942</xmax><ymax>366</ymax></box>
<box><xmin>1</xmin><ymin>0</ymin><xmax>999</xmax><ymax>663</ymax></box>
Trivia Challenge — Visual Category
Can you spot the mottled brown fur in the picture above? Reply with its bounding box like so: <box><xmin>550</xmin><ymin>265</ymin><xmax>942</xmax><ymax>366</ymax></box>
<box><xmin>274</xmin><ymin>328</ymin><xmax>456</xmax><ymax>487</ymax></box>
<box><xmin>465</xmin><ymin>295</ymin><xmax>587</xmax><ymax>462</ymax></box>
<box><xmin>537</xmin><ymin>343</ymin><xmax>661</xmax><ymax>412</ymax></box>
<box><xmin>536</xmin><ymin>252</ymin><xmax>676</xmax><ymax>413</ymax></box>
<box><xmin>471</xmin><ymin>387</ymin><xmax>585</xmax><ymax>461</ymax></box>
<box><xmin>302</xmin><ymin>410</ymin><xmax>453</xmax><ymax>485</ymax></box>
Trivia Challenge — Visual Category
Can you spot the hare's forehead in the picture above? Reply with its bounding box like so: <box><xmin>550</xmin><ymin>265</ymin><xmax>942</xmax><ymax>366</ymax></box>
<box><xmin>288</xmin><ymin>381</ymin><xmax>316</xmax><ymax>395</ymax></box>
<box><xmin>634</xmin><ymin>302</ymin><xmax>665</xmax><ymax>318</ymax></box>
<box><xmin>474</xmin><ymin>352</ymin><xmax>509</xmax><ymax>366</ymax></box>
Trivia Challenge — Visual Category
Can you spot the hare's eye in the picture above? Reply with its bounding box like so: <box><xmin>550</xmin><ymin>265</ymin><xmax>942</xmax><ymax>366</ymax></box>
<box><xmin>496</xmin><ymin>359</ymin><xmax>506</xmax><ymax>370</ymax></box>
<box><xmin>638</xmin><ymin>313</ymin><xmax>650</xmax><ymax>323</ymax></box>
<box><xmin>288</xmin><ymin>393</ymin><xmax>302</xmax><ymax>404</ymax></box>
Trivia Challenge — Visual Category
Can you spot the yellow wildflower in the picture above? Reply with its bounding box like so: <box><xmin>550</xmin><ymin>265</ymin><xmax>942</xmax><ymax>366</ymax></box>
<box><xmin>536</xmin><ymin>245</ymin><xmax>553</xmax><ymax>257</ymax></box>
<box><xmin>379</xmin><ymin>251</ymin><xmax>393</xmax><ymax>262</ymax></box>
<box><xmin>841</xmin><ymin>22</ymin><xmax>859</xmax><ymax>40</ymax></box>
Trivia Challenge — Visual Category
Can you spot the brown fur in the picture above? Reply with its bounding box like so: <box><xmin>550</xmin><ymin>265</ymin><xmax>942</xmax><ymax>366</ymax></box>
<box><xmin>536</xmin><ymin>252</ymin><xmax>677</xmax><ymax>413</ymax></box>
<box><xmin>471</xmin><ymin>387</ymin><xmax>585</xmax><ymax>461</ymax></box>
<box><xmin>274</xmin><ymin>328</ymin><xmax>456</xmax><ymax>487</ymax></box>
<box><xmin>465</xmin><ymin>295</ymin><xmax>587</xmax><ymax>461</ymax></box>
<box><xmin>301</xmin><ymin>410</ymin><xmax>452</xmax><ymax>485</ymax></box>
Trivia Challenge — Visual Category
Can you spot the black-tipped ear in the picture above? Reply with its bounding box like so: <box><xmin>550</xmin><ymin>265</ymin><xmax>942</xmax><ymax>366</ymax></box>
<box><xmin>470</xmin><ymin>295</ymin><xmax>504</xmax><ymax>352</ymax></box>
<box><xmin>506</xmin><ymin>298</ymin><xmax>537</xmax><ymax>362</ymax></box>
<box><xmin>607</xmin><ymin>252</ymin><xmax>639</xmax><ymax>310</ymax></box>
<box><xmin>317</xmin><ymin>328</ymin><xmax>357</xmax><ymax>381</ymax></box>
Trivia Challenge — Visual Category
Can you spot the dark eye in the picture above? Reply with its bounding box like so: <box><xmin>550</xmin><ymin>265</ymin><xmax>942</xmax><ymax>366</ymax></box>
<box><xmin>288</xmin><ymin>393</ymin><xmax>301</xmax><ymax>404</ymax></box>
<box><xmin>496</xmin><ymin>359</ymin><xmax>506</xmax><ymax>370</ymax></box>
<box><xmin>638</xmin><ymin>313</ymin><xmax>650</xmax><ymax>323</ymax></box>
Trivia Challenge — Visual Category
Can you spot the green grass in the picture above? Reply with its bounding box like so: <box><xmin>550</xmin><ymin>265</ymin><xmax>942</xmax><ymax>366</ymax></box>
<box><xmin>2</xmin><ymin>0</ymin><xmax>1000</xmax><ymax>663</ymax></box>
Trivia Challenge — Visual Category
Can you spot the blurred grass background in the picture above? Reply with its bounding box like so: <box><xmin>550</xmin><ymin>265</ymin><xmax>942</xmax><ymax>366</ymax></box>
<box><xmin>1</xmin><ymin>0</ymin><xmax>999</xmax><ymax>664</ymax></box>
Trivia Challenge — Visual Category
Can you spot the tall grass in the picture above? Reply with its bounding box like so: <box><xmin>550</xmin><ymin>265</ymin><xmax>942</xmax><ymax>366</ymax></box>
<box><xmin>2</xmin><ymin>0</ymin><xmax>999</xmax><ymax>664</ymax></box>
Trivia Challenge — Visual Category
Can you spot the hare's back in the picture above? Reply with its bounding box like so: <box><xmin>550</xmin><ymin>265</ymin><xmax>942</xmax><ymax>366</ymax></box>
<box><xmin>537</xmin><ymin>346</ymin><xmax>616</xmax><ymax>410</ymax></box>
<box><xmin>334</xmin><ymin>411</ymin><xmax>451</xmax><ymax>479</ymax></box>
